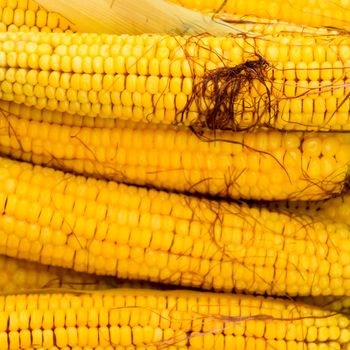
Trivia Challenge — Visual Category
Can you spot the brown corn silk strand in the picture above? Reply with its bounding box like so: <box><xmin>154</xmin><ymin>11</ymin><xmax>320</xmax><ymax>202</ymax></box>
<box><xmin>1</xmin><ymin>156</ymin><xmax>350</xmax><ymax>296</ymax></box>
<box><xmin>0</xmin><ymin>32</ymin><xmax>348</xmax><ymax>131</ymax></box>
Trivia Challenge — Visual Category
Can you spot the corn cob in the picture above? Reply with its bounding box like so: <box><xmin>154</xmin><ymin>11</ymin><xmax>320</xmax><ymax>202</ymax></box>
<box><xmin>0</xmin><ymin>288</ymin><xmax>349</xmax><ymax>349</ymax></box>
<box><xmin>0</xmin><ymin>254</ymin><xmax>117</xmax><ymax>294</ymax></box>
<box><xmin>5</xmin><ymin>112</ymin><xmax>350</xmax><ymax>200</ymax></box>
<box><xmin>0</xmin><ymin>0</ymin><xmax>75</xmax><ymax>33</ymax></box>
<box><xmin>267</xmin><ymin>192</ymin><xmax>350</xmax><ymax>226</ymax></box>
<box><xmin>2</xmin><ymin>156</ymin><xmax>350</xmax><ymax>296</ymax></box>
<box><xmin>2</xmin><ymin>112</ymin><xmax>350</xmax><ymax>201</ymax></box>
<box><xmin>170</xmin><ymin>0</ymin><xmax>350</xmax><ymax>28</ymax></box>
<box><xmin>0</xmin><ymin>32</ymin><xmax>349</xmax><ymax>131</ymax></box>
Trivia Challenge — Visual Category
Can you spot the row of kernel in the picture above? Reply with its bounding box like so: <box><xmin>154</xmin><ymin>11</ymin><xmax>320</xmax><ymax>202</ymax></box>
<box><xmin>1</xmin><ymin>145</ymin><xmax>347</xmax><ymax>202</ymax></box>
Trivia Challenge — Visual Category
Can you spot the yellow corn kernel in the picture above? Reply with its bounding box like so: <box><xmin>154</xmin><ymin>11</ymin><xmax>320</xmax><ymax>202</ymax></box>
<box><xmin>1</xmin><ymin>156</ymin><xmax>350</xmax><ymax>295</ymax></box>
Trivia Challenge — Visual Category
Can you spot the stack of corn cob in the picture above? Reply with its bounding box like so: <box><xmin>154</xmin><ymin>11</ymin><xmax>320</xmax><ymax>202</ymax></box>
<box><xmin>0</xmin><ymin>0</ymin><xmax>350</xmax><ymax>348</ymax></box>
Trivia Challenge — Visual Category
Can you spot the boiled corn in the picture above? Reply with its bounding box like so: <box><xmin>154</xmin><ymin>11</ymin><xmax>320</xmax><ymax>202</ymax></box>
<box><xmin>1</xmin><ymin>288</ymin><xmax>349</xmax><ymax>349</ymax></box>
<box><xmin>1</xmin><ymin>112</ymin><xmax>350</xmax><ymax>201</ymax></box>
<box><xmin>0</xmin><ymin>31</ymin><xmax>349</xmax><ymax>130</ymax></box>
<box><xmin>1</xmin><ymin>156</ymin><xmax>350</xmax><ymax>296</ymax></box>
